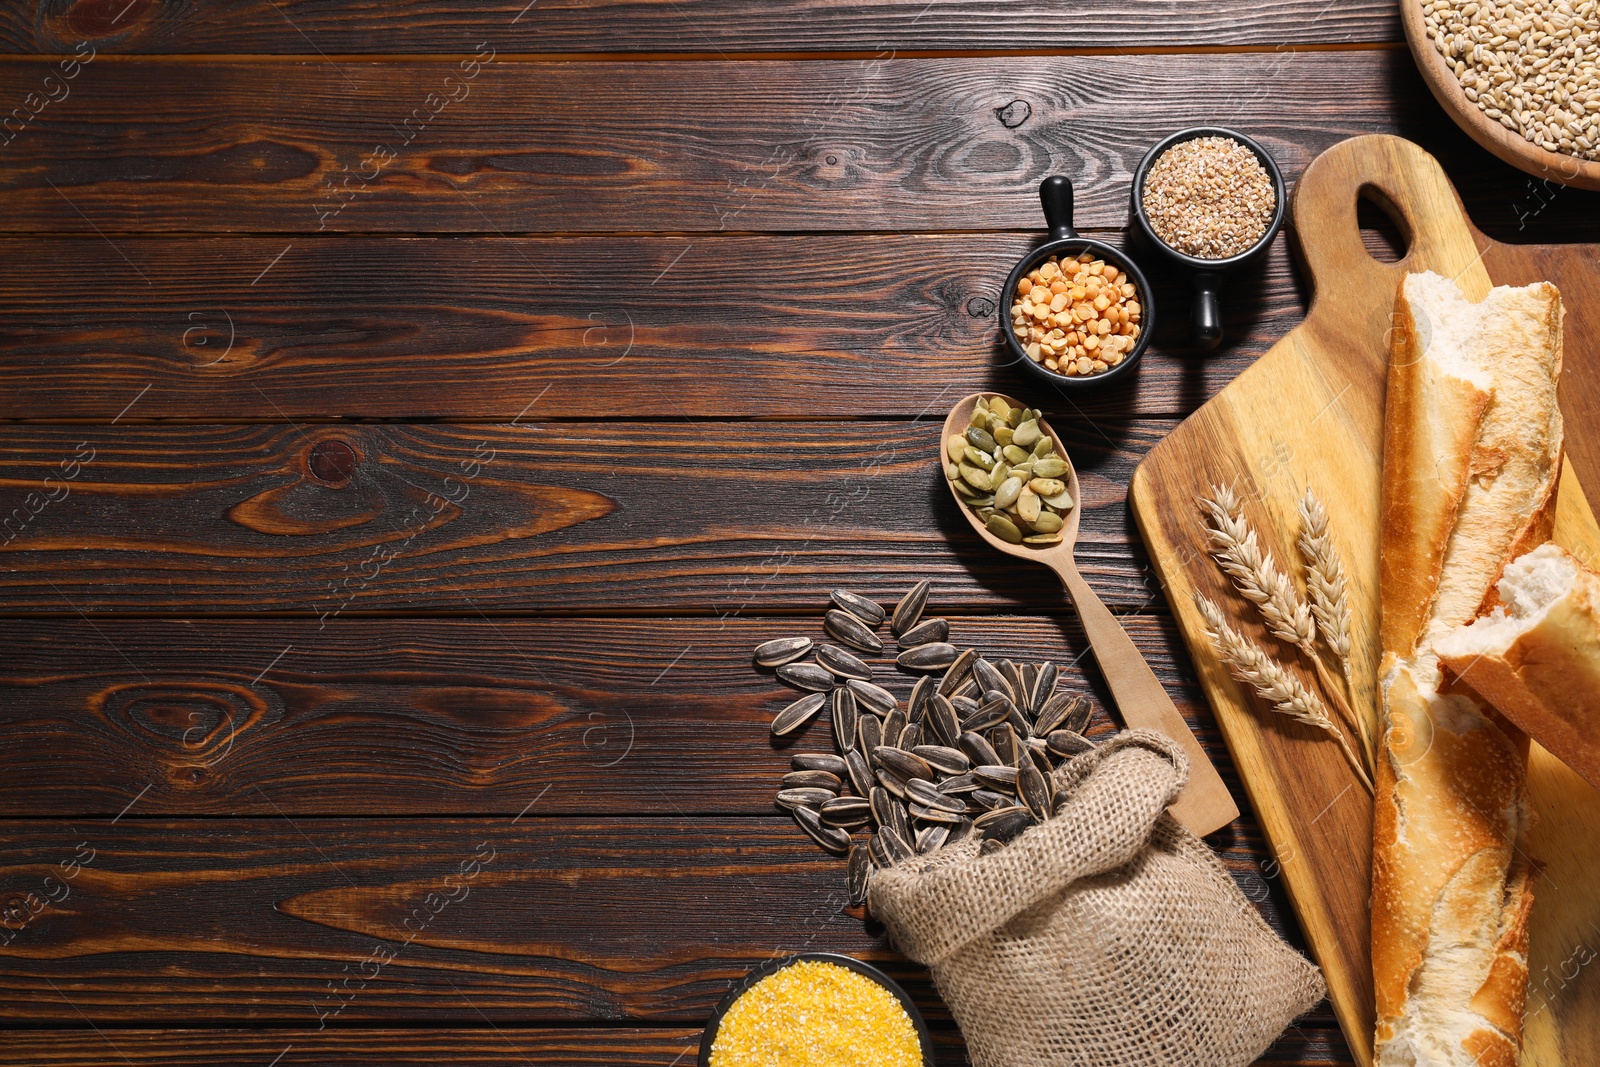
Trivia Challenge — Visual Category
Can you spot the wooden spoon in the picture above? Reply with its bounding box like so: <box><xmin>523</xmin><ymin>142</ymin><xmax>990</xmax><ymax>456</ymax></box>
<box><xmin>941</xmin><ymin>392</ymin><xmax>1238</xmax><ymax>836</ymax></box>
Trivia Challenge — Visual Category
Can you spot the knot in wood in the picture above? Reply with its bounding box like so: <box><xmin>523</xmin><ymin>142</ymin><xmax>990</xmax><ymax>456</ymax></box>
<box><xmin>994</xmin><ymin>99</ymin><xmax>1032</xmax><ymax>129</ymax></box>
<box><xmin>308</xmin><ymin>439</ymin><xmax>358</xmax><ymax>485</ymax></box>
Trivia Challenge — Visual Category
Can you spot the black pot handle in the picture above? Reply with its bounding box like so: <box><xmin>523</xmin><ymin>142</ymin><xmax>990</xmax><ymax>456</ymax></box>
<box><xmin>1191</xmin><ymin>271</ymin><xmax>1224</xmax><ymax>350</ymax></box>
<box><xmin>1039</xmin><ymin>176</ymin><xmax>1079</xmax><ymax>241</ymax></box>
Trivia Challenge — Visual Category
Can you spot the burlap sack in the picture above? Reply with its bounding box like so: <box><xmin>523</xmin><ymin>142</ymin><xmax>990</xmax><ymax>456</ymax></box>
<box><xmin>869</xmin><ymin>729</ymin><xmax>1325</xmax><ymax>1067</ymax></box>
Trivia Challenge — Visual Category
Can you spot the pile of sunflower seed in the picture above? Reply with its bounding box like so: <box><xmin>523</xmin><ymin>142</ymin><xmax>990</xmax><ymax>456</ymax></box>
<box><xmin>753</xmin><ymin>580</ymin><xmax>1097</xmax><ymax>909</ymax></box>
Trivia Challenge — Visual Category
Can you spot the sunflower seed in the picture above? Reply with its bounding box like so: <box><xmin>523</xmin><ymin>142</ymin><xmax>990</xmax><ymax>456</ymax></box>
<box><xmin>979</xmin><ymin>837</ymin><xmax>1005</xmax><ymax>856</ymax></box>
<box><xmin>783</xmin><ymin>769</ymin><xmax>842</xmax><ymax>793</ymax></box>
<box><xmin>831</xmin><ymin>589</ymin><xmax>886</xmax><ymax>628</ymax></box>
<box><xmin>846</xmin><ymin>679</ymin><xmax>896</xmax><ymax>717</ymax></box>
<box><xmin>897</xmin><ymin>642</ymin><xmax>958</xmax><ymax>671</ymax></box>
<box><xmin>831</xmin><ymin>688</ymin><xmax>858</xmax><ymax>754</ymax></box>
<box><xmin>816</xmin><ymin>644</ymin><xmax>873</xmax><ymax>681</ymax></box>
<box><xmin>891</xmin><ymin>579</ymin><xmax>931</xmax><ymax>637</ymax></box>
<box><xmin>821</xmin><ymin>796</ymin><xmax>872</xmax><ymax>827</ymax></box>
<box><xmin>927</xmin><ymin>694</ymin><xmax>960</xmax><ymax>748</ymax></box>
<box><xmin>1017</xmin><ymin>664</ymin><xmax>1038</xmax><ymax>710</ymax></box>
<box><xmin>868</xmin><ymin>833</ymin><xmax>894</xmax><ymax>868</ymax></box>
<box><xmin>879</xmin><ymin>825</ymin><xmax>915</xmax><ymax>864</ymax></box>
<box><xmin>916</xmin><ymin>823</ymin><xmax>950</xmax><ymax>853</ymax></box>
<box><xmin>937</xmin><ymin>772</ymin><xmax>980</xmax><ymax>794</ymax></box>
<box><xmin>950</xmin><ymin>694</ymin><xmax>981</xmax><ymax>719</ymax></box>
<box><xmin>959</xmin><ymin>730</ymin><xmax>1001</xmax><ymax>768</ymax></box>
<box><xmin>874</xmin><ymin>746</ymin><xmax>934</xmax><ymax>782</ymax></box>
<box><xmin>946</xmin><ymin>816</ymin><xmax>976</xmax><ymax>846</ymax></box>
<box><xmin>1005</xmin><ymin>702</ymin><xmax>1033</xmax><ymax>740</ymax></box>
<box><xmin>997</xmin><ymin>659</ymin><xmax>1025</xmax><ymax>697</ymax></box>
<box><xmin>896</xmin><ymin>617</ymin><xmax>949</xmax><ymax>648</ymax></box>
<box><xmin>977</xmin><ymin>806</ymin><xmax>1034</xmax><ymax>842</ymax></box>
<box><xmin>844</xmin><ymin>749</ymin><xmax>874</xmax><ymax>797</ymax></box>
<box><xmin>882</xmin><ymin>709</ymin><xmax>907</xmax><ymax>749</ymax></box>
<box><xmin>1052</xmin><ymin>786</ymin><xmax>1072</xmax><ymax>811</ymax></box>
<box><xmin>848</xmin><ymin>844</ymin><xmax>872</xmax><ymax>905</ymax></box>
<box><xmin>772</xmin><ymin>692</ymin><xmax>826</xmax><ymax>736</ymax></box>
<box><xmin>791</xmin><ymin>753</ymin><xmax>848</xmax><ymax>776</ymax></box>
<box><xmin>1064</xmin><ymin>696</ymin><xmax>1094</xmax><ymax>735</ymax></box>
<box><xmin>824</xmin><ymin>609</ymin><xmax>884</xmax><ymax>654</ymax></box>
<box><xmin>972</xmin><ymin>658</ymin><xmax>1012</xmax><ymax>702</ymax></box>
<box><xmin>876</xmin><ymin>766</ymin><xmax>909</xmax><ymax>801</ymax></box>
<box><xmin>939</xmin><ymin>648</ymin><xmax>979</xmax><ymax>695</ymax></box>
<box><xmin>906</xmin><ymin>778</ymin><xmax>966</xmax><ymax>813</ymax></box>
<box><xmin>857</xmin><ymin>715</ymin><xmax>883</xmax><ymax>764</ymax></box>
<box><xmin>910</xmin><ymin>802</ymin><xmax>965</xmax><ymax>824</ymax></box>
<box><xmin>1030</xmin><ymin>662</ymin><xmax>1058</xmax><ymax>715</ymax></box>
<box><xmin>898</xmin><ymin>722</ymin><xmax>922</xmax><ymax>750</ymax></box>
<box><xmin>777</xmin><ymin>787</ymin><xmax>835</xmax><ymax>810</ymax></box>
<box><xmin>754</xmin><ymin>635</ymin><xmax>813</xmax><ymax>667</ymax></box>
<box><xmin>990</xmin><ymin>723</ymin><xmax>1019</xmax><ymax>766</ymax></box>
<box><xmin>869</xmin><ymin>786</ymin><xmax>896</xmax><ymax>827</ymax></box>
<box><xmin>971</xmin><ymin>788</ymin><xmax>1012</xmax><ymax>810</ymax></box>
<box><xmin>950</xmin><ymin>677</ymin><xmax>979</xmax><ymax>700</ymax></box>
<box><xmin>963</xmin><ymin>695</ymin><xmax>1010</xmax><ymax>732</ymax></box>
<box><xmin>907</xmin><ymin>676</ymin><xmax>935</xmax><ymax>723</ymax></box>
<box><xmin>794</xmin><ymin>805</ymin><xmax>852</xmax><ymax>853</ymax></box>
<box><xmin>1026</xmin><ymin>743</ymin><xmax>1054</xmax><ymax>780</ymax></box>
<box><xmin>1019</xmin><ymin>762</ymin><xmax>1051</xmax><ymax>820</ymax></box>
<box><xmin>777</xmin><ymin>662</ymin><xmax>836</xmax><ymax>693</ymax></box>
<box><xmin>975</xmin><ymin>764</ymin><xmax>1020</xmax><ymax>791</ymax></box>
<box><xmin>1047</xmin><ymin>730</ymin><xmax>1094</xmax><ymax>758</ymax></box>
<box><xmin>912</xmin><ymin>745</ymin><xmax>971</xmax><ymax>775</ymax></box>
<box><xmin>1034</xmin><ymin>691</ymin><xmax>1085</xmax><ymax>736</ymax></box>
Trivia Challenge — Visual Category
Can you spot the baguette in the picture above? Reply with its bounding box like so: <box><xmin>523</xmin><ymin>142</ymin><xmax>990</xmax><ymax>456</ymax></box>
<box><xmin>1435</xmin><ymin>543</ymin><xmax>1600</xmax><ymax>790</ymax></box>
<box><xmin>1373</xmin><ymin>271</ymin><xmax>1563</xmax><ymax>1067</ymax></box>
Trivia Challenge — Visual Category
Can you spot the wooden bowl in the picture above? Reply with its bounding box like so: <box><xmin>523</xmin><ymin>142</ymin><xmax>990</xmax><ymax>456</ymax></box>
<box><xmin>1401</xmin><ymin>0</ymin><xmax>1600</xmax><ymax>191</ymax></box>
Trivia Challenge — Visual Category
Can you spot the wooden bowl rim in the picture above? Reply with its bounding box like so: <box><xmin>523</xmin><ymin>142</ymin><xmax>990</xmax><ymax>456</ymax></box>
<box><xmin>1400</xmin><ymin>0</ymin><xmax>1600</xmax><ymax>191</ymax></box>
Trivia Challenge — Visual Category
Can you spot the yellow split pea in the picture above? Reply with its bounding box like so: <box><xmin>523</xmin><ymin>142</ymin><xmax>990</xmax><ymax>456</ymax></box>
<box><xmin>709</xmin><ymin>959</ymin><xmax>923</xmax><ymax>1067</ymax></box>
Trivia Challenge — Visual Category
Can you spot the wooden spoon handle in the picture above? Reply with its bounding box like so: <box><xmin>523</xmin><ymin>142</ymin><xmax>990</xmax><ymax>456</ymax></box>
<box><xmin>1052</xmin><ymin>557</ymin><xmax>1239</xmax><ymax>836</ymax></box>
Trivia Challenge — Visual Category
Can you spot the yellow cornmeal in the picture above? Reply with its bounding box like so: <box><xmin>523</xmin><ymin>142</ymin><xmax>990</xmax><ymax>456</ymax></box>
<box><xmin>709</xmin><ymin>960</ymin><xmax>922</xmax><ymax>1067</ymax></box>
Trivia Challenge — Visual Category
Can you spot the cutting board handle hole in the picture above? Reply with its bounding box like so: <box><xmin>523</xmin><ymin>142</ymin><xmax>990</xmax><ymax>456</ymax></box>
<box><xmin>1356</xmin><ymin>184</ymin><xmax>1411</xmax><ymax>264</ymax></box>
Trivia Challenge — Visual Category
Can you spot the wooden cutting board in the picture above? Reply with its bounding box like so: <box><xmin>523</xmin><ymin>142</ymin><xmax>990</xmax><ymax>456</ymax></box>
<box><xmin>1129</xmin><ymin>134</ymin><xmax>1600</xmax><ymax>1067</ymax></box>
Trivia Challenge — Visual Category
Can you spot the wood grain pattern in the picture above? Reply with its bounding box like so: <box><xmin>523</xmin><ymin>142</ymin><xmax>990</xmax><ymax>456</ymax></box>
<box><xmin>0</xmin><ymin>53</ymin><xmax>1596</xmax><ymax>239</ymax></box>
<box><xmin>0</xmin><ymin>421</ymin><xmax>1176</xmax><ymax>614</ymax></box>
<box><xmin>0</xmin><ymin>233</ymin><xmax>1303</xmax><ymax>420</ymax></box>
<box><xmin>1130</xmin><ymin>135</ymin><xmax>1600</xmax><ymax>1067</ymax></box>
<box><xmin>0</xmin><ymin>616</ymin><xmax>1211</xmax><ymax>816</ymax></box>
<box><xmin>0</xmin><ymin>1024</ymin><xmax>1353</xmax><ymax>1067</ymax></box>
<box><xmin>0</xmin><ymin>817</ymin><xmax>1291</xmax><ymax>1024</ymax></box>
<box><xmin>6</xmin><ymin>0</ymin><xmax>1402</xmax><ymax>54</ymax></box>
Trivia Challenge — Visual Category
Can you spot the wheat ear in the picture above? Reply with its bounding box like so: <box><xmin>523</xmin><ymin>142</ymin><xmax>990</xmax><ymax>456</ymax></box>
<box><xmin>1196</xmin><ymin>593</ymin><xmax>1373</xmax><ymax>793</ymax></box>
<box><xmin>1296</xmin><ymin>487</ymin><xmax>1375</xmax><ymax>766</ymax></box>
<box><xmin>1200</xmin><ymin>485</ymin><xmax>1370</xmax><ymax>775</ymax></box>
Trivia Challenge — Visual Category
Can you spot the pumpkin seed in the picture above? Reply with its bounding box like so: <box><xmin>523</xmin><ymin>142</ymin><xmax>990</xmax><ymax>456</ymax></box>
<box><xmin>1018</xmin><ymin>763</ymin><xmax>1051</xmax><ymax>820</ymax></box>
<box><xmin>1023</xmin><ymin>533</ymin><xmax>1063</xmax><ymax>545</ymax></box>
<box><xmin>959</xmin><ymin>730</ymin><xmax>1002</xmax><ymax>767</ymax></box>
<box><xmin>874</xmin><ymin>746</ymin><xmax>934</xmax><ymax>782</ymax></box>
<box><xmin>916</xmin><ymin>823</ymin><xmax>950</xmax><ymax>853</ymax></box>
<box><xmin>825</xmin><ymin>609</ymin><xmax>884</xmax><ymax>654</ymax></box>
<box><xmin>945</xmin><ymin>434</ymin><xmax>968</xmax><ymax>462</ymax></box>
<box><xmin>927</xmin><ymin>693</ymin><xmax>960</xmax><ymax>748</ymax></box>
<box><xmin>1033</xmin><ymin>435</ymin><xmax>1053</xmax><ymax>457</ymax></box>
<box><xmin>1031</xmin><ymin>511</ymin><xmax>1063</xmax><ymax>534</ymax></box>
<box><xmin>958</xmin><ymin>463</ymin><xmax>993</xmax><ymax>492</ymax></box>
<box><xmin>897</xmin><ymin>642</ymin><xmax>958</xmax><ymax>671</ymax></box>
<box><xmin>1032</xmin><ymin>456</ymin><xmax>1067</xmax><ymax>479</ymax></box>
<box><xmin>844</xmin><ymin>749</ymin><xmax>874</xmax><ymax>797</ymax></box>
<box><xmin>1042</xmin><ymin>488</ymin><xmax>1074</xmax><ymax>510</ymax></box>
<box><xmin>777</xmin><ymin>662</ymin><xmax>836</xmax><ymax>693</ymax></box>
<box><xmin>831</xmin><ymin>688</ymin><xmax>858</xmax><ymax>754</ymax></box>
<box><xmin>791</xmin><ymin>752</ymin><xmax>848</xmax><ymax>776</ymax></box>
<box><xmin>794</xmin><ymin>805</ymin><xmax>852</xmax><ymax>853</ymax></box>
<box><xmin>777</xmin><ymin>787</ymin><xmax>835</xmax><ymax>810</ymax></box>
<box><xmin>1016</xmin><ymin>487</ymin><xmax>1041</xmax><ymax>524</ymax></box>
<box><xmin>891</xmin><ymin>579</ymin><xmax>931</xmax><ymax>637</ymax></box>
<box><xmin>986</xmin><ymin>513</ymin><xmax>1023</xmax><ymax>543</ymax></box>
<box><xmin>912</xmin><ymin>744</ymin><xmax>970</xmax><ymax>775</ymax></box>
<box><xmin>848</xmin><ymin>844</ymin><xmax>872</xmax><ymax>905</ymax></box>
<box><xmin>783</xmin><ymin>769</ymin><xmax>842</xmax><ymax>792</ymax></box>
<box><xmin>772</xmin><ymin>692</ymin><xmax>827</xmax><ymax>735</ymax></box>
<box><xmin>830</xmin><ymin>589</ymin><xmax>885</xmax><ymax>627</ymax></box>
<box><xmin>1013</xmin><ymin>419</ymin><xmax>1041</xmax><ymax>447</ymax></box>
<box><xmin>952</xmin><ymin>478</ymin><xmax>980</xmax><ymax>499</ymax></box>
<box><xmin>965</xmin><ymin>425</ymin><xmax>998</xmax><ymax>453</ymax></box>
<box><xmin>896</xmin><ymin>616</ymin><xmax>948</xmax><ymax>649</ymax></box>
<box><xmin>816</xmin><ymin>644</ymin><xmax>873</xmax><ymax>681</ymax></box>
<box><xmin>1029</xmin><ymin>477</ymin><xmax>1066</xmax><ymax>498</ymax></box>
<box><xmin>1001</xmin><ymin>444</ymin><xmax>1030</xmax><ymax>465</ymax></box>
<box><xmin>846</xmin><ymin>678</ymin><xmax>896</xmax><ymax>717</ymax></box>
<box><xmin>1047</xmin><ymin>730</ymin><xmax>1094</xmax><ymax>757</ymax></box>
<box><xmin>755</xmin><ymin>635</ymin><xmax>813</xmax><ymax>667</ymax></box>
<box><xmin>993</xmin><ymin>475</ymin><xmax>1024</xmax><ymax>509</ymax></box>
<box><xmin>963</xmin><ymin>446</ymin><xmax>996</xmax><ymax>471</ymax></box>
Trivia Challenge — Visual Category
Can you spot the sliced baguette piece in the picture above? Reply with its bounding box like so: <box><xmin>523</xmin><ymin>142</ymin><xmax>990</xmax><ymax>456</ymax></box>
<box><xmin>1374</xmin><ymin>271</ymin><xmax>1562</xmax><ymax>1067</ymax></box>
<box><xmin>1436</xmin><ymin>542</ymin><xmax>1600</xmax><ymax>789</ymax></box>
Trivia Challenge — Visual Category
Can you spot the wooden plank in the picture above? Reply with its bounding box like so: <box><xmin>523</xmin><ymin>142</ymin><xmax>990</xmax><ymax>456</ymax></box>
<box><xmin>0</xmin><ymin>232</ymin><xmax>1301</xmax><ymax>420</ymax></box>
<box><xmin>0</xmin><ymin>817</ymin><xmax>1298</xmax><ymax>1023</ymax></box>
<box><xmin>0</xmin><ymin>616</ymin><xmax>1217</xmax><ymax>816</ymax></box>
<box><xmin>7</xmin><ymin>0</ymin><xmax>1402</xmax><ymax>54</ymax></box>
<box><xmin>0</xmin><ymin>53</ymin><xmax>1595</xmax><ymax>239</ymax></box>
<box><xmin>0</xmin><ymin>420</ymin><xmax>1174</xmax><ymax>614</ymax></box>
<box><xmin>0</xmin><ymin>1024</ymin><xmax>1352</xmax><ymax>1066</ymax></box>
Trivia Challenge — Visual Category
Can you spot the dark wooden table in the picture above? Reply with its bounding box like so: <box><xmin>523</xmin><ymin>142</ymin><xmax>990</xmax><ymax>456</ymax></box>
<box><xmin>2</xmin><ymin>4</ymin><xmax>1598</xmax><ymax>1064</ymax></box>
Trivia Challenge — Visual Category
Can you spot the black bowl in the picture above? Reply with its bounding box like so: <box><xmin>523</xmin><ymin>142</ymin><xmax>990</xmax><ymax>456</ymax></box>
<box><xmin>697</xmin><ymin>952</ymin><xmax>935</xmax><ymax>1067</ymax></box>
<box><xmin>1130</xmin><ymin>126</ymin><xmax>1287</xmax><ymax>350</ymax></box>
<box><xmin>1000</xmin><ymin>175</ymin><xmax>1156</xmax><ymax>390</ymax></box>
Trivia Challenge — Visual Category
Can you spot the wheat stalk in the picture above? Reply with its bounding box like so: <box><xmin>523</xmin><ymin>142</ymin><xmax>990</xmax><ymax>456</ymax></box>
<box><xmin>1199</xmin><ymin>484</ymin><xmax>1372</xmax><ymax>777</ymax></box>
<box><xmin>1196</xmin><ymin>593</ymin><xmax>1373</xmax><ymax>793</ymax></box>
<box><xmin>1297</xmin><ymin>487</ymin><xmax>1375</xmax><ymax>766</ymax></box>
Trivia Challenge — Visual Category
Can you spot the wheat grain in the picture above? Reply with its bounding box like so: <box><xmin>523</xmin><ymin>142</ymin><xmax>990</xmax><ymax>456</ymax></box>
<box><xmin>1295</xmin><ymin>487</ymin><xmax>1377</xmax><ymax>768</ymax></box>
<box><xmin>1196</xmin><ymin>593</ymin><xmax>1373</xmax><ymax>793</ymax></box>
